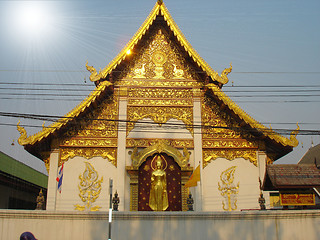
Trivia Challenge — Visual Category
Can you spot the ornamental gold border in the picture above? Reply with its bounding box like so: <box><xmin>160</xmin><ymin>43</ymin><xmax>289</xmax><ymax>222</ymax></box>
<box><xmin>127</xmin><ymin>138</ymin><xmax>194</xmax><ymax>149</ymax></box>
<box><xmin>59</xmin><ymin>147</ymin><xmax>117</xmax><ymax>167</ymax></box>
<box><xmin>128</xmin><ymin>88</ymin><xmax>193</xmax><ymax>99</ymax></box>
<box><xmin>127</xmin><ymin>106</ymin><xmax>193</xmax><ymax>136</ymax></box>
<box><xmin>60</xmin><ymin>138</ymin><xmax>118</xmax><ymax>148</ymax></box>
<box><xmin>203</xmin><ymin>149</ymin><xmax>257</xmax><ymax>168</ymax></box>
<box><xmin>128</xmin><ymin>99</ymin><xmax>193</xmax><ymax>107</ymax></box>
<box><xmin>202</xmin><ymin>139</ymin><xmax>258</xmax><ymax>149</ymax></box>
<box><xmin>117</xmin><ymin>79</ymin><xmax>202</xmax><ymax>88</ymax></box>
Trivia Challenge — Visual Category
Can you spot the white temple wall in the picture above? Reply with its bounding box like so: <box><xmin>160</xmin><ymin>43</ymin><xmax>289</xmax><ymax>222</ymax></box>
<box><xmin>202</xmin><ymin>157</ymin><xmax>260</xmax><ymax>211</ymax></box>
<box><xmin>55</xmin><ymin>156</ymin><xmax>117</xmax><ymax>211</ymax></box>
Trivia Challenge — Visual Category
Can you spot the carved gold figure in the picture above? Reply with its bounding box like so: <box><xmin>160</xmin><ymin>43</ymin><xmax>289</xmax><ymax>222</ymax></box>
<box><xmin>149</xmin><ymin>155</ymin><xmax>169</xmax><ymax>211</ymax></box>
<box><xmin>74</xmin><ymin>162</ymin><xmax>103</xmax><ymax>211</ymax></box>
<box><xmin>218</xmin><ymin>166</ymin><xmax>239</xmax><ymax>211</ymax></box>
<box><xmin>133</xmin><ymin>63</ymin><xmax>146</xmax><ymax>79</ymax></box>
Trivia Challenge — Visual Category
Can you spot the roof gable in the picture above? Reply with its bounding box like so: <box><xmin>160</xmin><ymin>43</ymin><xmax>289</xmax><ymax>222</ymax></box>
<box><xmin>86</xmin><ymin>1</ymin><xmax>232</xmax><ymax>85</ymax></box>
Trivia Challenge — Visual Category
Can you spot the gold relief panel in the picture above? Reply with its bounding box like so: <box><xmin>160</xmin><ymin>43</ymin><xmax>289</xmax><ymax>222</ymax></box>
<box><xmin>118</xmin><ymin>28</ymin><xmax>200</xmax><ymax>82</ymax></box>
<box><xmin>128</xmin><ymin>99</ymin><xmax>193</xmax><ymax>107</ymax></box>
<box><xmin>203</xmin><ymin>149</ymin><xmax>257</xmax><ymax>168</ymax></box>
<box><xmin>202</xmin><ymin>139</ymin><xmax>258</xmax><ymax>149</ymax></box>
<box><xmin>218</xmin><ymin>166</ymin><xmax>239</xmax><ymax>211</ymax></box>
<box><xmin>59</xmin><ymin>147</ymin><xmax>117</xmax><ymax>167</ymax></box>
<box><xmin>127</xmin><ymin>138</ymin><xmax>194</xmax><ymax>149</ymax></box>
<box><xmin>128</xmin><ymin>88</ymin><xmax>192</xmax><ymax>99</ymax></box>
<box><xmin>127</xmin><ymin>106</ymin><xmax>193</xmax><ymax>136</ymax></box>
<box><xmin>117</xmin><ymin>79</ymin><xmax>202</xmax><ymax>88</ymax></box>
<box><xmin>60</xmin><ymin>138</ymin><xmax>117</xmax><ymax>148</ymax></box>
<box><xmin>63</xmin><ymin>96</ymin><xmax>118</xmax><ymax>139</ymax></box>
<box><xmin>202</xmin><ymin>96</ymin><xmax>253</xmax><ymax>139</ymax></box>
<box><xmin>74</xmin><ymin>162</ymin><xmax>103</xmax><ymax>212</ymax></box>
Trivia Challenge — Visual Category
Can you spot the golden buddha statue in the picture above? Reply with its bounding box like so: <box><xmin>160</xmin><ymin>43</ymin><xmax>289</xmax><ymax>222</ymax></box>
<box><xmin>149</xmin><ymin>155</ymin><xmax>169</xmax><ymax>211</ymax></box>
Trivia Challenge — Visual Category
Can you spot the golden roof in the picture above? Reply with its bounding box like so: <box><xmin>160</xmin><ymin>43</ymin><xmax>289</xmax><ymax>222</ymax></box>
<box><xmin>86</xmin><ymin>1</ymin><xmax>232</xmax><ymax>85</ymax></box>
<box><xmin>206</xmin><ymin>83</ymin><xmax>299</xmax><ymax>148</ymax></box>
<box><xmin>17</xmin><ymin>80</ymin><xmax>112</xmax><ymax>146</ymax></box>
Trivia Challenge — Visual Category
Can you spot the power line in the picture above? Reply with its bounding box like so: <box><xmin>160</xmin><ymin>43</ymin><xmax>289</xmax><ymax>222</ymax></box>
<box><xmin>1</xmin><ymin>111</ymin><xmax>319</xmax><ymax>136</ymax></box>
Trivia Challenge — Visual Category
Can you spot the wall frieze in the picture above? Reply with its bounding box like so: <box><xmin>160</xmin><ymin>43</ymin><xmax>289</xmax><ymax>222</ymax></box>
<box><xmin>127</xmin><ymin>138</ymin><xmax>194</xmax><ymax>149</ymax></box>
<box><xmin>59</xmin><ymin>147</ymin><xmax>117</xmax><ymax>167</ymax></box>
<box><xmin>202</xmin><ymin>139</ymin><xmax>257</xmax><ymax>149</ymax></box>
<box><xmin>203</xmin><ymin>149</ymin><xmax>257</xmax><ymax>168</ymax></box>
<box><xmin>128</xmin><ymin>99</ymin><xmax>193</xmax><ymax>107</ymax></box>
<box><xmin>60</xmin><ymin>138</ymin><xmax>118</xmax><ymax>148</ymax></box>
<box><xmin>127</xmin><ymin>106</ymin><xmax>193</xmax><ymax>136</ymax></box>
<box><xmin>128</xmin><ymin>88</ymin><xmax>193</xmax><ymax>99</ymax></box>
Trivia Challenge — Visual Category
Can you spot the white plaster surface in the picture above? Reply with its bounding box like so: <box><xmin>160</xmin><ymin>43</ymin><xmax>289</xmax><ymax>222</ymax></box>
<box><xmin>0</xmin><ymin>210</ymin><xmax>319</xmax><ymax>240</ymax></box>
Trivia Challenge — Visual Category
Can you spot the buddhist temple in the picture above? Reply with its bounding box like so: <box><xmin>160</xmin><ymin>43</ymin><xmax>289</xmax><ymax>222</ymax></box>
<box><xmin>17</xmin><ymin>0</ymin><xmax>299</xmax><ymax>212</ymax></box>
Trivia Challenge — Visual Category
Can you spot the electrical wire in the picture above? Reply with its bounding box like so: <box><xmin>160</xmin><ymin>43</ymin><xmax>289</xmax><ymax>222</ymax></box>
<box><xmin>1</xmin><ymin>111</ymin><xmax>319</xmax><ymax>136</ymax></box>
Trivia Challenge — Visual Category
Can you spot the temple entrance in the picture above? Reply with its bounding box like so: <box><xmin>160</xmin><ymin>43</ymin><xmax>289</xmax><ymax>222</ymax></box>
<box><xmin>138</xmin><ymin>153</ymin><xmax>182</xmax><ymax>211</ymax></box>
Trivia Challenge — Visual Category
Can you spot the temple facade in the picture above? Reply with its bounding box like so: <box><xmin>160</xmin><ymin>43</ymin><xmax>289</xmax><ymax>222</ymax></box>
<box><xmin>17</xmin><ymin>0</ymin><xmax>299</xmax><ymax>212</ymax></box>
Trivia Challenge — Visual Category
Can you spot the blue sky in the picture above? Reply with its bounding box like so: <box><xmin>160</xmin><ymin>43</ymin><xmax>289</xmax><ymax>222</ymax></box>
<box><xmin>0</xmin><ymin>0</ymin><xmax>319</xmax><ymax>174</ymax></box>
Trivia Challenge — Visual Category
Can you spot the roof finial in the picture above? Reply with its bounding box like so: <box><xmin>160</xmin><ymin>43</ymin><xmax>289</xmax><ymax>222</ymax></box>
<box><xmin>157</xmin><ymin>0</ymin><xmax>163</xmax><ymax>5</ymax></box>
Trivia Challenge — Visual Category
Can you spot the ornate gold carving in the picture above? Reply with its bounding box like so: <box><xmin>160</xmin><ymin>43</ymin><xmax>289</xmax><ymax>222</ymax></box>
<box><xmin>218</xmin><ymin>166</ymin><xmax>239</xmax><ymax>211</ymax></box>
<box><xmin>60</xmin><ymin>148</ymin><xmax>117</xmax><ymax>167</ymax></box>
<box><xmin>128</xmin><ymin>99</ymin><xmax>193</xmax><ymax>107</ymax></box>
<box><xmin>202</xmin><ymin>139</ymin><xmax>257</xmax><ymax>149</ymax></box>
<box><xmin>119</xmin><ymin>27</ymin><xmax>199</xmax><ymax>82</ymax></box>
<box><xmin>127</xmin><ymin>106</ymin><xmax>193</xmax><ymax>135</ymax></box>
<box><xmin>127</xmin><ymin>88</ymin><xmax>193</xmax><ymax>106</ymax></box>
<box><xmin>205</xmin><ymin>84</ymin><xmax>299</xmax><ymax>147</ymax></box>
<box><xmin>172</xmin><ymin>64</ymin><xmax>184</xmax><ymax>79</ymax></box>
<box><xmin>202</xmin><ymin>96</ymin><xmax>249</xmax><ymax>139</ymax></box>
<box><xmin>288</xmin><ymin>123</ymin><xmax>300</xmax><ymax>147</ymax></box>
<box><xmin>203</xmin><ymin>149</ymin><xmax>257</xmax><ymax>168</ymax></box>
<box><xmin>127</xmin><ymin>138</ymin><xmax>193</xmax><ymax>149</ymax></box>
<box><xmin>133</xmin><ymin>63</ymin><xmax>146</xmax><ymax>79</ymax></box>
<box><xmin>17</xmin><ymin>120</ymin><xmax>30</xmax><ymax>146</ymax></box>
<box><xmin>63</xmin><ymin>96</ymin><xmax>118</xmax><ymax>139</ymax></box>
<box><xmin>127</xmin><ymin>168</ymin><xmax>139</xmax><ymax>211</ymax></box>
<box><xmin>60</xmin><ymin>138</ymin><xmax>117</xmax><ymax>148</ymax></box>
<box><xmin>118</xmin><ymin>79</ymin><xmax>202</xmax><ymax>88</ymax></box>
<box><xmin>152</xmin><ymin>50</ymin><xmax>167</xmax><ymax>79</ymax></box>
<box><xmin>86</xmin><ymin>61</ymin><xmax>104</xmax><ymax>82</ymax></box>
<box><xmin>129</xmin><ymin>88</ymin><xmax>192</xmax><ymax>99</ymax></box>
<box><xmin>211</xmin><ymin>63</ymin><xmax>232</xmax><ymax>85</ymax></box>
<box><xmin>74</xmin><ymin>162</ymin><xmax>103</xmax><ymax>211</ymax></box>
<box><xmin>130</xmin><ymin>140</ymin><xmax>190</xmax><ymax>168</ymax></box>
<box><xmin>93</xmin><ymin>2</ymin><xmax>232</xmax><ymax>85</ymax></box>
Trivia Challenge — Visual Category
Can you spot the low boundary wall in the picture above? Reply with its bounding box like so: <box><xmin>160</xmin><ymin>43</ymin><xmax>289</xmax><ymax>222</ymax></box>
<box><xmin>1</xmin><ymin>210</ymin><xmax>320</xmax><ymax>240</ymax></box>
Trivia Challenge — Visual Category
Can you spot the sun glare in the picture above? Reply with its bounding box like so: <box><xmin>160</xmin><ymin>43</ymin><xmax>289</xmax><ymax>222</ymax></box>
<box><xmin>5</xmin><ymin>1</ymin><xmax>59</xmax><ymax>43</ymax></box>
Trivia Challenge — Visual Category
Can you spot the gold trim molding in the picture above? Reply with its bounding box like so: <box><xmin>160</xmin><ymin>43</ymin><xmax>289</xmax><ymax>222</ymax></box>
<box><xmin>60</xmin><ymin>138</ymin><xmax>117</xmax><ymax>148</ymax></box>
<box><xmin>127</xmin><ymin>138</ymin><xmax>193</xmax><ymax>149</ymax></box>
<box><xmin>127</xmin><ymin>106</ymin><xmax>193</xmax><ymax>136</ymax></box>
<box><xmin>130</xmin><ymin>140</ymin><xmax>190</xmax><ymax>168</ymax></box>
<box><xmin>203</xmin><ymin>149</ymin><xmax>257</xmax><ymax>168</ymax></box>
<box><xmin>59</xmin><ymin>147</ymin><xmax>117</xmax><ymax>167</ymax></box>
<box><xmin>202</xmin><ymin>139</ymin><xmax>257</xmax><ymax>149</ymax></box>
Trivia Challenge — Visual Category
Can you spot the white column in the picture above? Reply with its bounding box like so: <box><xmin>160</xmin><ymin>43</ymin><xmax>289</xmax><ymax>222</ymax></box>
<box><xmin>193</xmin><ymin>98</ymin><xmax>203</xmax><ymax>211</ymax></box>
<box><xmin>46</xmin><ymin>149</ymin><xmax>59</xmax><ymax>211</ymax></box>
<box><xmin>116</xmin><ymin>94</ymin><xmax>127</xmax><ymax>211</ymax></box>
